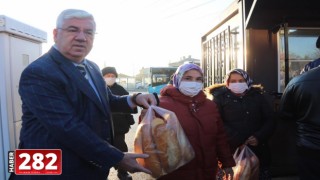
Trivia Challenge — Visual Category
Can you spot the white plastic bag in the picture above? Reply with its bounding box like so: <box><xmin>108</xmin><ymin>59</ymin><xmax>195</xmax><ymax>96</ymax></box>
<box><xmin>233</xmin><ymin>145</ymin><xmax>259</xmax><ymax>180</ymax></box>
<box><xmin>134</xmin><ymin>105</ymin><xmax>195</xmax><ymax>178</ymax></box>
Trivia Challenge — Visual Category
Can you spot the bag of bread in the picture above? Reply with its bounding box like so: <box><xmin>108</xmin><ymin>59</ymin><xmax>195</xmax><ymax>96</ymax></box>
<box><xmin>134</xmin><ymin>105</ymin><xmax>195</xmax><ymax>178</ymax></box>
<box><xmin>232</xmin><ymin>145</ymin><xmax>259</xmax><ymax>180</ymax></box>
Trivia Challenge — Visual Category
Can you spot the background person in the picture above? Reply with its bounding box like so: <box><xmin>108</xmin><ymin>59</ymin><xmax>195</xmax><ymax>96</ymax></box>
<box><xmin>154</xmin><ymin>63</ymin><xmax>235</xmax><ymax>179</ymax></box>
<box><xmin>206</xmin><ymin>68</ymin><xmax>275</xmax><ymax>180</ymax></box>
<box><xmin>279</xmin><ymin>67</ymin><xmax>320</xmax><ymax>180</ymax></box>
<box><xmin>102</xmin><ymin>66</ymin><xmax>135</xmax><ymax>180</ymax></box>
<box><xmin>11</xmin><ymin>9</ymin><xmax>156</xmax><ymax>180</ymax></box>
<box><xmin>300</xmin><ymin>35</ymin><xmax>320</xmax><ymax>74</ymax></box>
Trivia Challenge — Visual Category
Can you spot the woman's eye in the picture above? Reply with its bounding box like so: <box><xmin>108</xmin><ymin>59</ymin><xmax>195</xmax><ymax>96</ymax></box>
<box><xmin>196</xmin><ymin>78</ymin><xmax>203</xmax><ymax>82</ymax></box>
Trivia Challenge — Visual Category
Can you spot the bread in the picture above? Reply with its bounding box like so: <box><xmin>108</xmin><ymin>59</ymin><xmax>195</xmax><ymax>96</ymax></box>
<box><xmin>165</xmin><ymin>129</ymin><xmax>181</xmax><ymax>171</ymax></box>
<box><xmin>151</xmin><ymin>118</ymin><xmax>169</xmax><ymax>170</ymax></box>
<box><xmin>134</xmin><ymin>124</ymin><xmax>162</xmax><ymax>178</ymax></box>
<box><xmin>135</xmin><ymin>116</ymin><xmax>188</xmax><ymax>177</ymax></box>
<box><xmin>151</xmin><ymin>118</ymin><xmax>181</xmax><ymax>173</ymax></box>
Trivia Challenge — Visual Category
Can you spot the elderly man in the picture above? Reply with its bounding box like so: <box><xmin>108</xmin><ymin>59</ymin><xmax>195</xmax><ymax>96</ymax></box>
<box><xmin>11</xmin><ymin>9</ymin><xmax>155</xmax><ymax>180</ymax></box>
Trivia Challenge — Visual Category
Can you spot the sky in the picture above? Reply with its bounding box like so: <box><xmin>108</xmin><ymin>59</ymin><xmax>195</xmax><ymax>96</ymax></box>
<box><xmin>1</xmin><ymin>0</ymin><xmax>233</xmax><ymax>76</ymax></box>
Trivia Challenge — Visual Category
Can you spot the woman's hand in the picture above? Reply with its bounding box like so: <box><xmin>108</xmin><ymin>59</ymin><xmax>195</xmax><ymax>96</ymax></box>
<box><xmin>223</xmin><ymin>167</ymin><xmax>234</xmax><ymax>180</ymax></box>
<box><xmin>245</xmin><ymin>136</ymin><xmax>259</xmax><ymax>146</ymax></box>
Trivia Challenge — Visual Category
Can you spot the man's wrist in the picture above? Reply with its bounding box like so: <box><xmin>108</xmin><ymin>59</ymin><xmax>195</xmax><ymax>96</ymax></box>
<box><xmin>132</xmin><ymin>93</ymin><xmax>142</xmax><ymax>106</ymax></box>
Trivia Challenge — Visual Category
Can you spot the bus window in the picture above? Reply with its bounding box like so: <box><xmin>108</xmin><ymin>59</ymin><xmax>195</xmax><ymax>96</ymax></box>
<box><xmin>147</xmin><ymin>67</ymin><xmax>177</xmax><ymax>94</ymax></box>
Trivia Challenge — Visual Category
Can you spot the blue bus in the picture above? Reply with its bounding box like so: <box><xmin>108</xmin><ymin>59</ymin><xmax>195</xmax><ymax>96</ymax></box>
<box><xmin>146</xmin><ymin>67</ymin><xmax>177</xmax><ymax>94</ymax></box>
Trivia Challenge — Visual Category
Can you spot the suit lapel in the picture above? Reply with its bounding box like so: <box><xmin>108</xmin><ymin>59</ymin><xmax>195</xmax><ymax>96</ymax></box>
<box><xmin>86</xmin><ymin>62</ymin><xmax>109</xmax><ymax>113</ymax></box>
<box><xmin>49</xmin><ymin>48</ymin><xmax>107</xmax><ymax>115</ymax></box>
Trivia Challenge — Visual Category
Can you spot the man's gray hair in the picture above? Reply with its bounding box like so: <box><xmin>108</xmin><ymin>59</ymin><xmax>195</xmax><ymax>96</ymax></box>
<box><xmin>56</xmin><ymin>9</ymin><xmax>95</xmax><ymax>28</ymax></box>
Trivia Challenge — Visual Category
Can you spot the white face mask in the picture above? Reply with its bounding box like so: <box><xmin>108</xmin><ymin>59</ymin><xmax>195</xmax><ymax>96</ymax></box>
<box><xmin>104</xmin><ymin>77</ymin><xmax>116</xmax><ymax>86</ymax></box>
<box><xmin>228</xmin><ymin>82</ymin><xmax>248</xmax><ymax>94</ymax></box>
<box><xmin>179</xmin><ymin>81</ymin><xmax>203</xmax><ymax>97</ymax></box>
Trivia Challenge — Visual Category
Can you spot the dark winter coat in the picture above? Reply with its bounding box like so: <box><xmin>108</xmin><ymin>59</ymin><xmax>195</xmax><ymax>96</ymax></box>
<box><xmin>108</xmin><ymin>83</ymin><xmax>135</xmax><ymax>134</ymax></box>
<box><xmin>158</xmin><ymin>85</ymin><xmax>235</xmax><ymax>180</ymax></box>
<box><xmin>207</xmin><ymin>84</ymin><xmax>275</xmax><ymax>166</ymax></box>
<box><xmin>279</xmin><ymin>67</ymin><xmax>320</xmax><ymax>150</ymax></box>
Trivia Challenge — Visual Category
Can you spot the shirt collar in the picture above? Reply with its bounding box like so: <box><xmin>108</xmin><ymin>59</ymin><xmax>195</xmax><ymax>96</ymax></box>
<box><xmin>72</xmin><ymin>59</ymin><xmax>87</xmax><ymax>66</ymax></box>
<box><xmin>53</xmin><ymin>45</ymin><xmax>86</xmax><ymax>66</ymax></box>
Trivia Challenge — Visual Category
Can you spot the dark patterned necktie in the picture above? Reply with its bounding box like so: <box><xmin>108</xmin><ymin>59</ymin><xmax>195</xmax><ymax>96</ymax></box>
<box><xmin>77</xmin><ymin>64</ymin><xmax>87</xmax><ymax>78</ymax></box>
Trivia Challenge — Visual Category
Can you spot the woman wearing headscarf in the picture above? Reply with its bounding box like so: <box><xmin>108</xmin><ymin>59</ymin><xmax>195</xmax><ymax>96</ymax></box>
<box><xmin>156</xmin><ymin>63</ymin><xmax>235</xmax><ymax>180</ymax></box>
<box><xmin>206</xmin><ymin>68</ymin><xmax>275</xmax><ymax>180</ymax></box>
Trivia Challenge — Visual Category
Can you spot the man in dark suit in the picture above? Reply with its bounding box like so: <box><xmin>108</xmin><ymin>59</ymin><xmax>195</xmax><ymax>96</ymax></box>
<box><xmin>11</xmin><ymin>9</ymin><xmax>155</xmax><ymax>180</ymax></box>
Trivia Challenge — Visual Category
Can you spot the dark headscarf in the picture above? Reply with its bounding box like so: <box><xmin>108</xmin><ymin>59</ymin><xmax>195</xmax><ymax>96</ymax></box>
<box><xmin>225</xmin><ymin>68</ymin><xmax>253</xmax><ymax>89</ymax></box>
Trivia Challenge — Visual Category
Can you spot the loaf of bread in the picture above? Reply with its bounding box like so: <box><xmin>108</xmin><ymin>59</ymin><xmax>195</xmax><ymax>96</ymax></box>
<box><xmin>134</xmin><ymin>123</ymin><xmax>162</xmax><ymax>178</ymax></box>
<box><xmin>151</xmin><ymin>118</ymin><xmax>181</xmax><ymax>172</ymax></box>
<box><xmin>135</xmin><ymin>116</ymin><xmax>193</xmax><ymax>178</ymax></box>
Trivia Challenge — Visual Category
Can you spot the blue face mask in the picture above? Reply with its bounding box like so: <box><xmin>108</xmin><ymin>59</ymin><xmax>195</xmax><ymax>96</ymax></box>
<box><xmin>178</xmin><ymin>81</ymin><xmax>203</xmax><ymax>97</ymax></box>
<box><xmin>228</xmin><ymin>82</ymin><xmax>248</xmax><ymax>94</ymax></box>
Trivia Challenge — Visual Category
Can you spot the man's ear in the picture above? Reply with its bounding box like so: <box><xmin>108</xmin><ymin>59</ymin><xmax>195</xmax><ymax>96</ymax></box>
<box><xmin>53</xmin><ymin>29</ymin><xmax>58</xmax><ymax>43</ymax></box>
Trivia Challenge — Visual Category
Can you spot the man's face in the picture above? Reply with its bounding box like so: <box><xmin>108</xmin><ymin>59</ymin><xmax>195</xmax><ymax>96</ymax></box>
<box><xmin>53</xmin><ymin>18</ymin><xmax>96</xmax><ymax>63</ymax></box>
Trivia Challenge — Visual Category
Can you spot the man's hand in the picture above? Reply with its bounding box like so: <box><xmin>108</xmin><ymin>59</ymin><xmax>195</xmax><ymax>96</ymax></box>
<box><xmin>132</xmin><ymin>93</ymin><xmax>157</xmax><ymax>108</ymax></box>
<box><xmin>116</xmin><ymin>153</ymin><xmax>152</xmax><ymax>174</ymax></box>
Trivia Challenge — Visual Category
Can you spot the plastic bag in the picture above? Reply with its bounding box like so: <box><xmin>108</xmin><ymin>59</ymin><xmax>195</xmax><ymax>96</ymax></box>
<box><xmin>233</xmin><ymin>145</ymin><xmax>259</xmax><ymax>180</ymax></box>
<box><xmin>134</xmin><ymin>105</ymin><xmax>195</xmax><ymax>178</ymax></box>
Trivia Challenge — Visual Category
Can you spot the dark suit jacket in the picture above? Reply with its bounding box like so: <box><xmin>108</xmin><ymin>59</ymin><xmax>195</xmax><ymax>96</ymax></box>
<box><xmin>13</xmin><ymin>47</ymin><xmax>134</xmax><ymax>180</ymax></box>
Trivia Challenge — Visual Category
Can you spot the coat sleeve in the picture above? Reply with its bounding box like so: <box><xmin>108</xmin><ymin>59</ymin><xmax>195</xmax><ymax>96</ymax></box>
<box><xmin>213</xmin><ymin>103</ymin><xmax>236</xmax><ymax>168</ymax></box>
<box><xmin>107</xmin><ymin>87</ymin><xmax>134</xmax><ymax>113</ymax></box>
<box><xmin>278</xmin><ymin>84</ymin><xmax>295</xmax><ymax>120</ymax></box>
<box><xmin>89</xmin><ymin>61</ymin><xmax>135</xmax><ymax>114</ymax></box>
<box><xmin>253</xmin><ymin>94</ymin><xmax>276</xmax><ymax>142</ymax></box>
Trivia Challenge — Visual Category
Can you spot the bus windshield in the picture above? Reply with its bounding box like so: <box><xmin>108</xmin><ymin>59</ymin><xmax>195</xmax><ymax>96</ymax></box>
<box><xmin>147</xmin><ymin>67</ymin><xmax>177</xmax><ymax>94</ymax></box>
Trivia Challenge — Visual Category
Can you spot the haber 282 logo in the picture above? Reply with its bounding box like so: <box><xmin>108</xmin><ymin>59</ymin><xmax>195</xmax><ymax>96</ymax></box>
<box><xmin>9</xmin><ymin>149</ymin><xmax>62</xmax><ymax>175</ymax></box>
